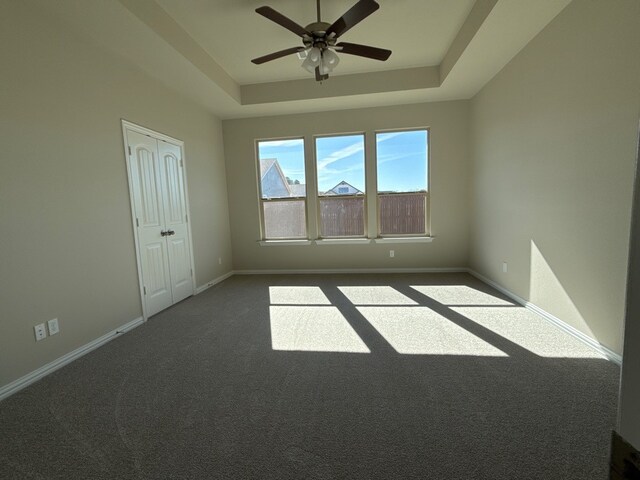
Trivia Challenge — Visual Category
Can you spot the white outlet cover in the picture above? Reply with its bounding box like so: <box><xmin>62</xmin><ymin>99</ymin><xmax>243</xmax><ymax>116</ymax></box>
<box><xmin>34</xmin><ymin>323</ymin><xmax>47</xmax><ymax>341</ymax></box>
<box><xmin>390</xmin><ymin>250</ymin><xmax>395</xmax><ymax>258</ymax></box>
<box><xmin>47</xmin><ymin>318</ymin><xmax>60</xmax><ymax>336</ymax></box>
<box><xmin>502</xmin><ymin>262</ymin><xmax>508</xmax><ymax>273</ymax></box>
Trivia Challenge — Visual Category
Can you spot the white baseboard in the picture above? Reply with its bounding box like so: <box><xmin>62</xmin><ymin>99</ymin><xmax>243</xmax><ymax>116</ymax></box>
<box><xmin>0</xmin><ymin>316</ymin><xmax>144</xmax><ymax>402</ymax></box>
<box><xmin>467</xmin><ymin>269</ymin><xmax>622</xmax><ymax>365</ymax></box>
<box><xmin>233</xmin><ymin>267</ymin><xmax>468</xmax><ymax>275</ymax></box>
<box><xmin>195</xmin><ymin>271</ymin><xmax>235</xmax><ymax>294</ymax></box>
<box><xmin>2</xmin><ymin>267</ymin><xmax>620</xmax><ymax>403</ymax></box>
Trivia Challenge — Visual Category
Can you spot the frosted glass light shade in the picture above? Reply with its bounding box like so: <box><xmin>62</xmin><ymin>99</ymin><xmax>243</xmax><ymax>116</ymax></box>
<box><xmin>319</xmin><ymin>49</ymin><xmax>340</xmax><ymax>75</ymax></box>
<box><xmin>301</xmin><ymin>47</ymin><xmax>321</xmax><ymax>73</ymax></box>
<box><xmin>323</xmin><ymin>49</ymin><xmax>339</xmax><ymax>68</ymax></box>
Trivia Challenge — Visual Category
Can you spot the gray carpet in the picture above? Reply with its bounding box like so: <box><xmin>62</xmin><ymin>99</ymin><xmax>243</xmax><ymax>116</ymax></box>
<box><xmin>0</xmin><ymin>273</ymin><xmax>620</xmax><ymax>479</ymax></box>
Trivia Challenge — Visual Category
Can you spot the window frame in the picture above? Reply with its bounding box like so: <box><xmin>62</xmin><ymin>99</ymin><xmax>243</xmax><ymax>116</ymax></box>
<box><xmin>255</xmin><ymin>136</ymin><xmax>308</xmax><ymax>241</ymax></box>
<box><xmin>313</xmin><ymin>132</ymin><xmax>368</xmax><ymax>239</ymax></box>
<box><xmin>374</xmin><ymin>127</ymin><xmax>431</xmax><ymax>238</ymax></box>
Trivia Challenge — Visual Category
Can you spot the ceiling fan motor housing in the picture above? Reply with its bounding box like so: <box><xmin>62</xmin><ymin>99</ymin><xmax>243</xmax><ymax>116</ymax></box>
<box><xmin>303</xmin><ymin>21</ymin><xmax>335</xmax><ymax>50</ymax></box>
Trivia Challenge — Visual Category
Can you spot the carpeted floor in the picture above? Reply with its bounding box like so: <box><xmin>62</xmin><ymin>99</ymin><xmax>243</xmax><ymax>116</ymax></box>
<box><xmin>0</xmin><ymin>273</ymin><xmax>620</xmax><ymax>479</ymax></box>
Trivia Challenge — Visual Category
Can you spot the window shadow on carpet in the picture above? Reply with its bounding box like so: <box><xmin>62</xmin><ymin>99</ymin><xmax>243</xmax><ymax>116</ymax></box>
<box><xmin>0</xmin><ymin>273</ymin><xmax>619</xmax><ymax>480</ymax></box>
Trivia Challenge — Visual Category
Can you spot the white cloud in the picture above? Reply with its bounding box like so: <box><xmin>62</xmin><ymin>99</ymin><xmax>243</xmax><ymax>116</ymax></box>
<box><xmin>375</xmin><ymin>131</ymin><xmax>405</xmax><ymax>143</ymax></box>
<box><xmin>260</xmin><ymin>139</ymin><xmax>303</xmax><ymax>148</ymax></box>
<box><xmin>377</xmin><ymin>151</ymin><xmax>420</xmax><ymax>165</ymax></box>
<box><xmin>317</xmin><ymin>141</ymin><xmax>364</xmax><ymax>173</ymax></box>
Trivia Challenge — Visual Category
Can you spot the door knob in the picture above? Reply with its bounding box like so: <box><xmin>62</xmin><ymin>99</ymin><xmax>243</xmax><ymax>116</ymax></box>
<box><xmin>160</xmin><ymin>230</ymin><xmax>168</xmax><ymax>236</ymax></box>
<box><xmin>167</xmin><ymin>230</ymin><xmax>176</xmax><ymax>236</ymax></box>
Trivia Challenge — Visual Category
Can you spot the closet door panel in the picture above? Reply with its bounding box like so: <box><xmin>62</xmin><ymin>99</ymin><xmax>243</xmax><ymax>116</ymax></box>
<box><xmin>158</xmin><ymin>140</ymin><xmax>194</xmax><ymax>304</ymax></box>
<box><xmin>127</xmin><ymin>130</ymin><xmax>173</xmax><ymax>316</ymax></box>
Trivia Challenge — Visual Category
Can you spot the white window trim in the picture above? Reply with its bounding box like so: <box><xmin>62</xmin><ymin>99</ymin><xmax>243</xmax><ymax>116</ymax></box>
<box><xmin>315</xmin><ymin>132</ymin><xmax>368</xmax><ymax>239</ymax></box>
<box><xmin>315</xmin><ymin>238</ymin><xmax>372</xmax><ymax>246</ymax></box>
<box><xmin>375</xmin><ymin>128</ymin><xmax>430</xmax><ymax>237</ymax></box>
<box><xmin>259</xmin><ymin>240</ymin><xmax>313</xmax><ymax>246</ymax></box>
<box><xmin>256</xmin><ymin>137</ymin><xmax>308</xmax><ymax>241</ymax></box>
<box><xmin>256</xmin><ymin>128</ymin><xmax>432</xmax><ymax>243</ymax></box>
<box><xmin>374</xmin><ymin>237</ymin><xmax>434</xmax><ymax>244</ymax></box>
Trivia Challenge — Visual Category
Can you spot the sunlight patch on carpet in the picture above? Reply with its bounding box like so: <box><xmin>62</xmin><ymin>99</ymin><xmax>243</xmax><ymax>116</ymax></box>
<box><xmin>269</xmin><ymin>286</ymin><xmax>331</xmax><ymax>305</ymax></box>
<box><xmin>410</xmin><ymin>285</ymin><xmax>515</xmax><ymax>306</ymax></box>
<box><xmin>452</xmin><ymin>307</ymin><xmax>605</xmax><ymax>358</ymax></box>
<box><xmin>338</xmin><ymin>286</ymin><xmax>418</xmax><ymax>305</ymax></box>
<box><xmin>270</xmin><ymin>306</ymin><xmax>370</xmax><ymax>353</ymax></box>
<box><xmin>358</xmin><ymin>306</ymin><xmax>508</xmax><ymax>356</ymax></box>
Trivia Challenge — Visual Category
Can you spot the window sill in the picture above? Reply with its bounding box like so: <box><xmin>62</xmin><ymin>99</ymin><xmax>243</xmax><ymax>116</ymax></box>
<box><xmin>374</xmin><ymin>237</ymin><xmax>434</xmax><ymax>244</ymax></box>
<box><xmin>315</xmin><ymin>238</ymin><xmax>372</xmax><ymax>246</ymax></box>
<box><xmin>258</xmin><ymin>238</ymin><xmax>432</xmax><ymax>246</ymax></box>
<box><xmin>259</xmin><ymin>240</ymin><xmax>312</xmax><ymax>246</ymax></box>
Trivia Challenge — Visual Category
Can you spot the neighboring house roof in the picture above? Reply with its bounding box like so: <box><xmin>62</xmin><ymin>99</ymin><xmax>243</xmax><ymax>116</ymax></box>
<box><xmin>260</xmin><ymin>158</ymin><xmax>277</xmax><ymax>178</ymax></box>
<box><xmin>324</xmin><ymin>181</ymin><xmax>363</xmax><ymax>195</ymax></box>
<box><xmin>260</xmin><ymin>158</ymin><xmax>306</xmax><ymax>198</ymax></box>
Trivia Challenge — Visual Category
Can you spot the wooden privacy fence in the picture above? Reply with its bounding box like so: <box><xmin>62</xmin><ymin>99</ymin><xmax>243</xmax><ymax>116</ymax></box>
<box><xmin>319</xmin><ymin>196</ymin><xmax>365</xmax><ymax>237</ymax></box>
<box><xmin>261</xmin><ymin>192</ymin><xmax>428</xmax><ymax>239</ymax></box>
<box><xmin>378</xmin><ymin>192</ymin><xmax>428</xmax><ymax>235</ymax></box>
<box><xmin>263</xmin><ymin>199</ymin><xmax>306</xmax><ymax>238</ymax></box>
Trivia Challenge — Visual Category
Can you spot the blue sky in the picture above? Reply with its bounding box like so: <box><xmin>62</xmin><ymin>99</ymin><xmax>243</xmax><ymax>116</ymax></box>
<box><xmin>376</xmin><ymin>130</ymin><xmax>428</xmax><ymax>192</ymax></box>
<box><xmin>316</xmin><ymin>134</ymin><xmax>365</xmax><ymax>192</ymax></box>
<box><xmin>258</xmin><ymin>131</ymin><xmax>428</xmax><ymax>193</ymax></box>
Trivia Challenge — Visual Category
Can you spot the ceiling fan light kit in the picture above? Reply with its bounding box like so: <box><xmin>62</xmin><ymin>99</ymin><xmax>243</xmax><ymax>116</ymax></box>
<box><xmin>251</xmin><ymin>0</ymin><xmax>392</xmax><ymax>82</ymax></box>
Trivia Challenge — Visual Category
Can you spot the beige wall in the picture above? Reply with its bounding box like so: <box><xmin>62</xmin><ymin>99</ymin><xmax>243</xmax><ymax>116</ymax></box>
<box><xmin>223</xmin><ymin>102</ymin><xmax>470</xmax><ymax>270</ymax></box>
<box><xmin>0</xmin><ymin>2</ymin><xmax>232</xmax><ymax>387</ymax></box>
<box><xmin>469</xmin><ymin>0</ymin><xmax>640</xmax><ymax>354</ymax></box>
<box><xmin>619</xmin><ymin>133</ymin><xmax>640</xmax><ymax>449</ymax></box>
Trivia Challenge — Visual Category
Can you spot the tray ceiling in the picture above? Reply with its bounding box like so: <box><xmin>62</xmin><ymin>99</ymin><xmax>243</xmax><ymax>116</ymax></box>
<box><xmin>34</xmin><ymin>0</ymin><xmax>572</xmax><ymax>118</ymax></box>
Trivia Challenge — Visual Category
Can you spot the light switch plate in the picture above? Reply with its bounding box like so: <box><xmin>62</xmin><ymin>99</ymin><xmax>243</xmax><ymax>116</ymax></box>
<box><xmin>47</xmin><ymin>318</ymin><xmax>60</xmax><ymax>336</ymax></box>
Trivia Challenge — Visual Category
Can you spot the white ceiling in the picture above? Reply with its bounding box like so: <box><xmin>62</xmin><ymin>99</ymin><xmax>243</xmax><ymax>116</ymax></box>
<box><xmin>155</xmin><ymin>0</ymin><xmax>476</xmax><ymax>84</ymax></box>
<box><xmin>36</xmin><ymin>0</ymin><xmax>572</xmax><ymax>119</ymax></box>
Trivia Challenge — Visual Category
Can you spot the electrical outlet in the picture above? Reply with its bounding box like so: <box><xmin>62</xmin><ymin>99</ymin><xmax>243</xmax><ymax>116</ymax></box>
<box><xmin>389</xmin><ymin>250</ymin><xmax>395</xmax><ymax>258</ymax></box>
<box><xmin>34</xmin><ymin>323</ymin><xmax>47</xmax><ymax>342</ymax></box>
<box><xmin>47</xmin><ymin>318</ymin><xmax>60</xmax><ymax>336</ymax></box>
<box><xmin>502</xmin><ymin>262</ymin><xmax>508</xmax><ymax>273</ymax></box>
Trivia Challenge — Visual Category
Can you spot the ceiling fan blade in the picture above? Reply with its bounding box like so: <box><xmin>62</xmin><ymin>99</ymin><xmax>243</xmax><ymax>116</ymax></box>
<box><xmin>315</xmin><ymin>66</ymin><xmax>329</xmax><ymax>81</ymax></box>
<box><xmin>256</xmin><ymin>6</ymin><xmax>310</xmax><ymax>37</ymax></box>
<box><xmin>325</xmin><ymin>0</ymin><xmax>379</xmax><ymax>38</ymax></box>
<box><xmin>252</xmin><ymin>47</ymin><xmax>305</xmax><ymax>65</ymax></box>
<box><xmin>335</xmin><ymin>42</ymin><xmax>391</xmax><ymax>61</ymax></box>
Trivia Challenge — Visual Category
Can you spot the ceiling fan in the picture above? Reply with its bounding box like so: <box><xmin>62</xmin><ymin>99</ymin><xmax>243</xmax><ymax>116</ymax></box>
<box><xmin>251</xmin><ymin>0</ymin><xmax>392</xmax><ymax>81</ymax></box>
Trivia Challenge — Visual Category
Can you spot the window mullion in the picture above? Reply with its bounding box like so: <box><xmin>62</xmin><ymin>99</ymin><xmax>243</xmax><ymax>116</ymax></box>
<box><xmin>365</xmin><ymin>132</ymin><xmax>377</xmax><ymax>239</ymax></box>
<box><xmin>304</xmin><ymin>135</ymin><xmax>319</xmax><ymax>240</ymax></box>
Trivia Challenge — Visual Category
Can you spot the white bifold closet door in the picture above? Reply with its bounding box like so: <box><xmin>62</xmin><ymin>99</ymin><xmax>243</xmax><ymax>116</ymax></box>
<box><xmin>126</xmin><ymin>129</ymin><xmax>193</xmax><ymax>317</ymax></box>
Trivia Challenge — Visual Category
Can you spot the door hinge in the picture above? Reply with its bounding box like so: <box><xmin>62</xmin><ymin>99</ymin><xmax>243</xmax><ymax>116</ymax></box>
<box><xmin>128</xmin><ymin>146</ymin><xmax>132</xmax><ymax>155</ymax></box>
<box><xmin>136</xmin><ymin>218</ymin><xmax>139</xmax><ymax>227</ymax></box>
<box><xmin>143</xmin><ymin>286</ymin><xmax>147</xmax><ymax>295</ymax></box>
<box><xmin>185</xmin><ymin>214</ymin><xmax>188</xmax><ymax>223</ymax></box>
<box><xmin>180</xmin><ymin>159</ymin><xmax>183</xmax><ymax>167</ymax></box>
<box><xmin>190</xmin><ymin>269</ymin><xmax>193</xmax><ymax>277</ymax></box>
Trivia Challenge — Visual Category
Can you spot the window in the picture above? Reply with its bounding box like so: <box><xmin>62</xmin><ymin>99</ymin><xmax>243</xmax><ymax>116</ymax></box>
<box><xmin>257</xmin><ymin>138</ymin><xmax>307</xmax><ymax>239</ymax></box>
<box><xmin>315</xmin><ymin>134</ymin><xmax>366</xmax><ymax>238</ymax></box>
<box><xmin>376</xmin><ymin>130</ymin><xmax>429</xmax><ymax>236</ymax></box>
<box><xmin>256</xmin><ymin>129</ymin><xmax>431</xmax><ymax>244</ymax></box>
